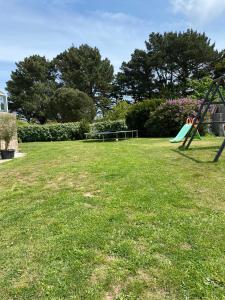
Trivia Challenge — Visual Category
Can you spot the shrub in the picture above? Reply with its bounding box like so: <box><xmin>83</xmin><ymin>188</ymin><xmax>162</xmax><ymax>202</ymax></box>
<box><xmin>91</xmin><ymin>119</ymin><xmax>127</xmax><ymax>132</ymax></box>
<box><xmin>0</xmin><ymin>114</ymin><xmax>17</xmax><ymax>150</ymax></box>
<box><xmin>78</xmin><ymin>119</ymin><xmax>90</xmax><ymax>139</ymax></box>
<box><xmin>145</xmin><ymin>98</ymin><xmax>203</xmax><ymax>137</ymax></box>
<box><xmin>18</xmin><ymin>121</ymin><xmax>90</xmax><ymax>142</ymax></box>
<box><xmin>104</xmin><ymin>101</ymin><xmax>131</xmax><ymax>121</ymax></box>
<box><xmin>50</xmin><ymin>87</ymin><xmax>96</xmax><ymax>122</ymax></box>
<box><xmin>187</xmin><ymin>76</ymin><xmax>213</xmax><ymax>99</ymax></box>
<box><xmin>16</xmin><ymin>119</ymin><xmax>29</xmax><ymax>127</ymax></box>
<box><xmin>126</xmin><ymin>99</ymin><xmax>163</xmax><ymax>136</ymax></box>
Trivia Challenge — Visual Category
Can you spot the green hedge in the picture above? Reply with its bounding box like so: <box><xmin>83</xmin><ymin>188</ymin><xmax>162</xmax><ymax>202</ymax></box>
<box><xmin>126</xmin><ymin>99</ymin><xmax>163</xmax><ymax>137</ymax></box>
<box><xmin>18</xmin><ymin>120</ymin><xmax>127</xmax><ymax>142</ymax></box>
<box><xmin>91</xmin><ymin>119</ymin><xmax>127</xmax><ymax>132</ymax></box>
<box><xmin>18</xmin><ymin>121</ymin><xmax>90</xmax><ymax>142</ymax></box>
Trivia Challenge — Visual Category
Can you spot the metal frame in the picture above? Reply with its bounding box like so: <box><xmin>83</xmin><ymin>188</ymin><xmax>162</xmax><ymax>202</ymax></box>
<box><xmin>85</xmin><ymin>130</ymin><xmax>138</xmax><ymax>141</ymax></box>
<box><xmin>181</xmin><ymin>75</ymin><xmax>225</xmax><ymax>162</ymax></box>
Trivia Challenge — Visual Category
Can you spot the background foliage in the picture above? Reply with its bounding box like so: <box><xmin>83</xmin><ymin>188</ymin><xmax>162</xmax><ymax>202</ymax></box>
<box><xmin>91</xmin><ymin>119</ymin><xmax>127</xmax><ymax>133</ymax></box>
<box><xmin>126</xmin><ymin>99</ymin><xmax>163</xmax><ymax>136</ymax></box>
<box><xmin>50</xmin><ymin>87</ymin><xmax>95</xmax><ymax>122</ymax></box>
<box><xmin>104</xmin><ymin>101</ymin><xmax>131</xmax><ymax>121</ymax></box>
<box><xmin>18</xmin><ymin>121</ymin><xmax>90</xmax><ymax>142</ymax></box>
<box><xmin>6</xmin><ymin>30</ymin><xmax>225</xmax><ymax>131</ymax></box>
<box><xmin>145</xmin><ymin>99</ymin><xmax>204</xmax><ymax>137</ymax></box>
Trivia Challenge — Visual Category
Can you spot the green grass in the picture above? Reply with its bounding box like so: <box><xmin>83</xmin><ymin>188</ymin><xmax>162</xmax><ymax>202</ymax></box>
<box><xmin>0</xmin><ymin>138</ymin><xmax>225</xmax><ymax>299</ymax></box>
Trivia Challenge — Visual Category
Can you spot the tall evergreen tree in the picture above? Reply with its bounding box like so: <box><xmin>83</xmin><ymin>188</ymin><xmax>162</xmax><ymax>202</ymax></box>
<box><xmin>213</xmin><ymin>50</ymin><xmax>225</xmax><ymax>78</ymax></box>
<box><xmin>53</xmin><ymin>44</ymin><xmax>114</xmax><ymax>112</ymax></box>
<box><xmin>146</xmin><ymin>30</ymin><xmax>218</xmax><ymax>95</ymax></box>
<box><xmin>115</xmin><ymin>30</ymin><xmax>218</xmax><ymax>100</ymax></box>
<box><xmin>114</xmin><ymin>49</ymin><xmax>155</xmax><ymax>101</ymax></box>
<box><xmin>6</xmin><ymin>55</ymin><xmax>56</xmax><ymax>124</ymax></box>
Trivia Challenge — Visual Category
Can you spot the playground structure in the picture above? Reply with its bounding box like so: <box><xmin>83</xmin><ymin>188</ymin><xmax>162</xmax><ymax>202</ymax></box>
<box><xmin>180</xmin><ymin>75</ymin><xmax>225</xmax><ymax>162</ymax></box>
<box><xmin>170</xmin><ymin>117</ymin><xmax>201</xmax><ymax>143</ymax></box>
<box><xmin>85</xmin><ymin>130</ymin><xmax>138</xmax><ymax>141</ymax></box>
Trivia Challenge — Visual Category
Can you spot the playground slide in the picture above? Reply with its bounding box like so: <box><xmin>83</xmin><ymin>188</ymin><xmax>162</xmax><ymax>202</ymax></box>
<box><xmin>170</xmin><ymin>124</ymin><xmax>201</xmax><ymax>143</ymax></box>
<box><xmin>170</xmin><ymin>124</ymin><xmax>192</xmax><ymax>143</ymax></box>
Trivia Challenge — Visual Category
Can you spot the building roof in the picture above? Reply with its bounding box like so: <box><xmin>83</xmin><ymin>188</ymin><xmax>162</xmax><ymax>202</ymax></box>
<box><xmin>0</xmin><ymin>91</ymin><xmax>6</xmax><ymax>96</ymax></box>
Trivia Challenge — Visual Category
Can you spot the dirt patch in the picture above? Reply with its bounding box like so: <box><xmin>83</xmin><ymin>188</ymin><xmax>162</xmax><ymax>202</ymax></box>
<box><xmin>83</xmin><ymin>189</ymin><xmax>101</xmax><ymax>198</ymax></box>
<box><xmin>180</xmin><ymin>242</ymin><xmax>192</xmax><ymax>250</ymax></box>
<box><xmin>83</xmin><ymin>202</ymin><xmax>96</xmax><ymax>209</ymax></box>
<box><xmin>13</xmin><ymin>270</ymin><xmax>37</xmax><ymax>290</ymax></box>
<box><xmin>79</xmin><ymin>172</ymin><xmax>89</xmax><ymax>179</ymax></box>
<box><xmin>44</xmin><ymin>171</ymin><xmax>92</xmax><ymax>191</ymax></box>
<box><xmin>90</xmin><ymin>265</ymin><xmax>108</xmax><ymax>285</ymax></box>
<box><xmin>83</xmin><ymin>192</ymin><xmax>95</xmax><ymax>198</ymax></box>
<box><xmin>141</xmin><ymin>289</ymin><xmax>174</xmax><ymax>300</ymax></box>
<box><xmin>103</xmin><ymin>255</ymin><xmax>119</xmax><ymax>263</ymax></box>
<box><xmin>104</xmin><ymin>284</ymin><xmax>122</xmax><ymax>300</ymax></box>
<box><xmin>104</xmin><ymin>269</ymin><xmax>154</xmax><ymax>299</ymax></box>
<box><xmin>137</xmin><ymin>269</ymin><xmax>154</xmax><ymax>282</ymax></box>
<box><xmin>153</xmin><ymin>253</ymin><xmax>172</xmax><ymax>265</ymax></box>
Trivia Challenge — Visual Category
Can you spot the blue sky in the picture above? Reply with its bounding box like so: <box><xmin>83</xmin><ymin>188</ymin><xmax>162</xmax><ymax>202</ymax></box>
<box><xmin>1</xmin><ymin>0</ymin><xmax>225</xmax><ymax>92</ymax></box>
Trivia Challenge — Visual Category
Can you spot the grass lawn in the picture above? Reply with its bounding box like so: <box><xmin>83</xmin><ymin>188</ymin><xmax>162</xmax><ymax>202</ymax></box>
<box><xmin>0</xmin><ymin>138</ymin><xmax>225</xmax><ymax>299</ymax></box>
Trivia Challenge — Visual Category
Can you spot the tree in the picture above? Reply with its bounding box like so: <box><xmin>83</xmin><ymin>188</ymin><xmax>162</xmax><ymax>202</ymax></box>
<box><xmin>104</xmin><ymin>101</ymin><xmax>131</xmax><ymax>121</ymax></box>
<box><xmin>187</xmin><ymin>76</ymin><xmax>213</xmax><ymax>99</ymax></box>
<box><xmin>146</xmin><ymin>30</ymin><xmax>218</xmax><ymax>95</ymax></box>
<box><xmin>115</xmin><ymin>30</ymin><xmax>218</xmax><ymax>100</ymax></box>
<box><xmin>213</xmin><ymin>50</ymin><xmax>225</xmax><ymax>78</ymax></box>
<box><xmin>53</xmin><ymin>44</ymin><xmax>114</xmax><ymax>112</ymax></box>
<box><xmin>187</xmin><ymin>75</ymin><xmax>225</xmax><ymax>100</ymax></box>
<box><xmin>114</xmin><ymin>49</ymin><xmax>155</xmax><ymax>101</ymax></box>
<box><xmin>6</xmin><ymin>55</ymin><xmax>56</xmax><ymax>124</ymax></box>
<box><xmin>50</xmin><ymin>87</ymin><xmax>95</xmax><ymax>122</ymax></box>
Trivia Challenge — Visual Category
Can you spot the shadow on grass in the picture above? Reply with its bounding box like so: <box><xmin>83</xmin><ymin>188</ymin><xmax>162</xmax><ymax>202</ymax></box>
<box><xmin>171</xmin><ymin>148</ymin><xmax>217</xmax><ymax>164</ymax></box>
<box><xmin>179</xmin><ymin>145</ymin><xmax>219</xmax><ymax>151</ymax></box>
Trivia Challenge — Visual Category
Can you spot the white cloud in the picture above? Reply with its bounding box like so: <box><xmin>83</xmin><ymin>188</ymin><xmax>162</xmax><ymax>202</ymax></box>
<box><xmin>171</xmin><ymin>0</ymin><xmax>225</xmax><ymax>24</ymax></box>
<box><xmin>0</xmin><ymin>0</ymin><xmax>158</xmax><ymax>90</ymax></box>
<box><xmin>0</xmin><ymin>1</ymin><xmax>152</xmax><ymax>71</ymax></box>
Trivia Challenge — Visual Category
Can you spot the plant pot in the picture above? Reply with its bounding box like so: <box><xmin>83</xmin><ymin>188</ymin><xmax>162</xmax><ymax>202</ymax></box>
<box><xmin>1</xmin><ymin>149</ymin><xmax>15</xmax><ymax>159</ymax></box>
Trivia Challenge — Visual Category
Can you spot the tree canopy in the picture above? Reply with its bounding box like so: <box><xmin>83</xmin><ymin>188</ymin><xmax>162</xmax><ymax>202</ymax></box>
<box><xmin>114</xmin><ymin>49</ymin><xmax>155</xmax><ymax>101</ymax></box>
<box><xmin>6</xmin><ymin>32</ymin><xmax>225</xmax><ymax>124</ymax></box>
<box><xmin>6</xmin><ymin>45</ymin><xmax>114</xmax><ymax>122</ymax></box>
<box><xmin>115</xmin><ymin>30</ymin><xmax>220</xmax><ymax>101</ymax></box>
<box><xmin>6</xmin><ymin>55</ymin><xmax>56</xmax><ymax>124</ymax></box>
<box><xmin>50</xmin><ymin>87</ymin><xmax>95</xmax><ymax>123</ymax></box>
<box><xmin>53</xmin><ymin>44</ymin><xmax>114</xmax><ymax>110</ymax></box>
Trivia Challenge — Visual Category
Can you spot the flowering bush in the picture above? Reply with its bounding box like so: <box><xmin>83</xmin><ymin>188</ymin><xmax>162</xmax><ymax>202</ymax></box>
<box><xmin>145</xmin><ymin>98</ymin><xmax>205</xmax><ymax>137</ymax></box>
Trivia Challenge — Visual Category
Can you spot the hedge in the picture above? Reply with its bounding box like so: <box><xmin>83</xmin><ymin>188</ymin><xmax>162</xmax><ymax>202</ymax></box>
<box><xmin>18</xmin><ymin>121</ymin><xmax>90</xmax><ymax>142</ymax></box>
<box><xmin>18</xmin><ymin>120</ymin><xmax>127</xmax><ymax>142</ymax></box>
<box><xmin>91</xmin><ymin>119</ymin><xmax>127</xmax><ymax>132</ymax></box>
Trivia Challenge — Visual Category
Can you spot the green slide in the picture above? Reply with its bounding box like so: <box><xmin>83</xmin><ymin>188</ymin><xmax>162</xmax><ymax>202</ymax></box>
<box><xmin>170</xmin><ymin>124</ymin><xmax>192</xmax><ymax>143</ymax></box>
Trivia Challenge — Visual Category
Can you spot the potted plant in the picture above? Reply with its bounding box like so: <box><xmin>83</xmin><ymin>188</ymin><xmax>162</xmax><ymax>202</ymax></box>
<box><xmin>0</xmin><ymin>113</ymin><xmax>17</xmax><ymax>159</ymax></box>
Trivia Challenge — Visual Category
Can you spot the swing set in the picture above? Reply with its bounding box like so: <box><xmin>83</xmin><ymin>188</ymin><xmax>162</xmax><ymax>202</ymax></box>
<box><xmin>180</xmin><ymin>75</ymin><xmax>225</xmax><ymax>162</ymax></box>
